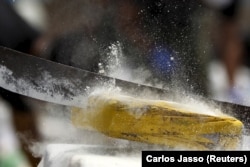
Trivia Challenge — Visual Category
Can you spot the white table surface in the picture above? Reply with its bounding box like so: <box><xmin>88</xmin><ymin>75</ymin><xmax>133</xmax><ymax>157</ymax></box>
<box><xmin>38</xmin><ymin>144</ymin><xmax>141</xmax><ymax>167</ymax></box>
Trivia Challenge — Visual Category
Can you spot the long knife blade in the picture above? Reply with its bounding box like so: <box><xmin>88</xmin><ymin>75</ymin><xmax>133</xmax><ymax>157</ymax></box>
<box><xmin>0</xmin><ymin>46</ymin><xmax>250</xmax><ymax>132</ymax></box>
<box><xmin>0</xmin><ymin>46</ymin><xmax>170</xmax><ymax>107</ymax></box>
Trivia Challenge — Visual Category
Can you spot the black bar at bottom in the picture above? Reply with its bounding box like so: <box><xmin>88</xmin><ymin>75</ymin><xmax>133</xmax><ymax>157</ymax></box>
<box><xmin>142</xmin><ymin>151</ymin><xmax>250</xmax><ymax>167</ymax></box>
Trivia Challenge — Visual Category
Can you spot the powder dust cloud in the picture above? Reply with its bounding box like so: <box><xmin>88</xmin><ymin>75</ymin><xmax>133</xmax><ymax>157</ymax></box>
<box><xmin>19</xmin><ymin>42</ymin><xmax>249</xmax><ymax>165</ymax></box>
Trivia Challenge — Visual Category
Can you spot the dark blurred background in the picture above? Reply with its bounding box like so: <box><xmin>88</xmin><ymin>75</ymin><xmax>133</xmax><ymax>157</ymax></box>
<box><xmin>0</xmin><ymin>0</ymin><xmax>250</xmax><ymax>166</ymax></box>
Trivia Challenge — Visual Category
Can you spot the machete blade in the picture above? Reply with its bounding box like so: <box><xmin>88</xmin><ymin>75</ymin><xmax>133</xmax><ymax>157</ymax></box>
<box><xmin>0</xmin><ymin>46</ymin><xmax>169</xmax><ymax>107</ymax></box>
<box><xmin>0</xmin><ymin>46</ymin><xmax>250</xmax><ymax>133</ymax></box>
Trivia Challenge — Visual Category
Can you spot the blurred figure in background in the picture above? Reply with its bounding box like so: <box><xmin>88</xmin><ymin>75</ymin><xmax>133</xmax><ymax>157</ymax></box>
<box><xmin>0</xmin><ymin>0</ymin><xmax>47</xmax><ymax>166</ymax></box>
<box><xmin>41</xmin><ymin>0</ymin><xmax>206</xmax><ymax>95</ymax></box>
<box><xmin>202</xmin><ymin>0</ymin><xmax>250</xmax><ymax>105</ymax></box>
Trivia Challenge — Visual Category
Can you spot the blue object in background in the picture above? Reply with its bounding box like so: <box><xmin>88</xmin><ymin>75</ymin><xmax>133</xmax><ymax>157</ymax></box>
<box><xmin>150</xmin><ymin>46</ymin><xmax>177</xmax><ymax>77</ymax></box>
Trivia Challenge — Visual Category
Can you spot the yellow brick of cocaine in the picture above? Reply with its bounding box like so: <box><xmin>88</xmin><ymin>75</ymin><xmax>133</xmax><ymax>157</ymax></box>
<box><xmin>71</xmin><ymin>94</ymin><xmax>243</xmax><ymax>150</ymax></box>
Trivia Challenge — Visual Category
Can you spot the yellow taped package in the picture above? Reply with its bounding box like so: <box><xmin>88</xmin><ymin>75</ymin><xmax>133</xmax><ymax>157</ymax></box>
<box><xmin>71</xmin><ymin>94</ymin><xmax>243</xmax><ymax>150</ymax></box>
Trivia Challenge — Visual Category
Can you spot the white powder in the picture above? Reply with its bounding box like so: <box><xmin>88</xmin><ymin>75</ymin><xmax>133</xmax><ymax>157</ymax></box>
<box><xmin>0</xmin><ymin>65</ymin><xmax>87</xmax><ymax>107</ymax></box>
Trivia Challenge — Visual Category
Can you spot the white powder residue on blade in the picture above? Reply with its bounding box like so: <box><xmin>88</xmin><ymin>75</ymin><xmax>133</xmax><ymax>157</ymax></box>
<box><xmin>0</xmin><ymin>65</ymin><xmax>87</xmax><ymax>107</ymax></box>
